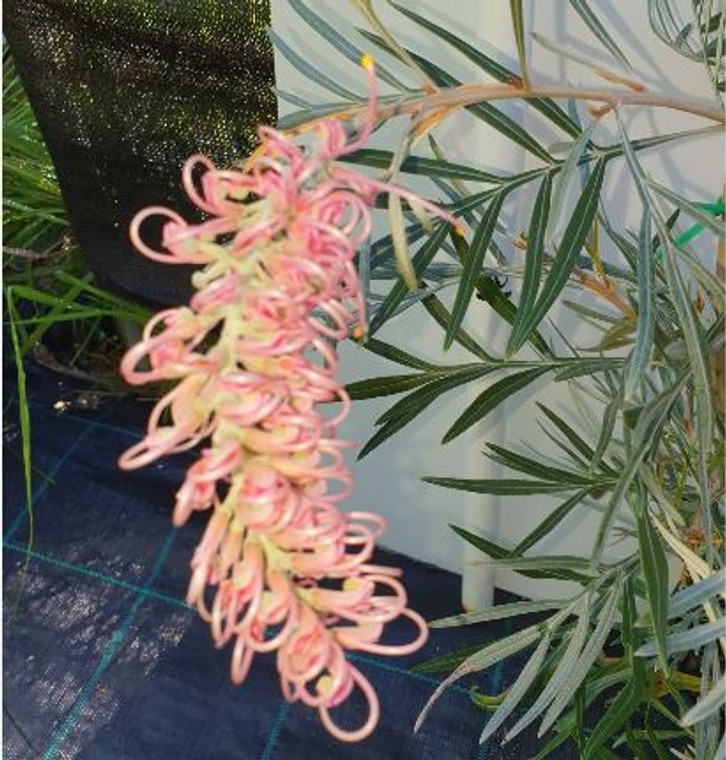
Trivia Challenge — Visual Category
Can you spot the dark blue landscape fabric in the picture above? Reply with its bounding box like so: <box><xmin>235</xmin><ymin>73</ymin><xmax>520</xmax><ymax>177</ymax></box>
<box><xmin>3</xmin><ymin>360</ymin><xmax>576</xmax><ymax>759</ymax></box>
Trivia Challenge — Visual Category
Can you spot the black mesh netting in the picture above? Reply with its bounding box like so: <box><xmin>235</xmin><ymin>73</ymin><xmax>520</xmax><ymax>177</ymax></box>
<box><xmin>3</xmin><ymin>0</ymin><xmax>276</xmax><ymax>306</ymax></box>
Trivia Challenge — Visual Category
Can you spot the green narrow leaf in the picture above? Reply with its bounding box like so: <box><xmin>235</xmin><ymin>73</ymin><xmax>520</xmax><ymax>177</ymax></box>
<box><xmin>376</xmin><ymin>365</ymin><xmax>492</xmax><ymax>425</ymax></box>
<box><xmin>369</xmin><ymin>222</ymin><xmax>450</xmax><ymax>334</ymax></box>
<box><xmin>547</xmin><ymin>119</ymin><xmax>599</xmax><ymax>242</ymax></box>
<box><xmin>415</xmin><ymin>623</ymin><xmax>543</xmax><ymax>733</ymax></box>
<box><xmin>288</xmin><ymin>0</ymin><xmax>412</xmax><ymax>91</ymax></box>
<box><xmin>485</xmin><ymin>444</ymin><xmax>596</xmax><ymax>485</ymax></box>
<box><xmin>637</xmin><ymin>619</ymin><xmax>726</xmax><ymax>657</ymax></box>
<box><xmin>345</xmin><ymin>372</ymin><xmax>434</xmax><ymax>400</ymax></box>
<box><xmin>624</xmin><ymin>209</ymin><xmax>655</xmax><ymax>402</ymax></box>
<box><xmin>472</xmin><ymin>269</ymin><xmax>553</xmax><ymax>357</ymax></box>
<box><xmin>430</xmin><ymin>599</ymin><xmax>567</xmax><ymax>629</ymax></box>
<box><xmin>668</xmin><ymin>569</ymin><xmax>726</xmax><ymax>618</ymax></box>
<box><xmin>592</xmin><ymin>374</ymin><xmax>687</xmax><ymax>563</ymax></box>
<box><xmin>342</xmin><ymin>148</ymin><xmax>504</xmax><ymax>184</ymax></box>
<box><xmin>569</xmin><ymin>0</ymin><xmax>632</xmax><ymax>70</ymax></box>
<box><xmin>267</xmin><ymin>28</ymin><xmax>362</xmax><ymax>101</ymax></box>
<box><xmin>539</xmin><ymin>576</ymin><xmax>624</xmax><ymax>736</ymax></box>
<box><xmin>536</xmin><ymin>403</ymin><xmax>597</xmax><ymax>462</ymax></box>
<box><xmin>512</xmin><ymin>489</ymin><xmax>591</xmax><ymax>555</ymax></box>
<box><xmin>510</xmin><ymin>0</ymin><xmax>530</xmax><ymax>86</ymax></box>
<box><xmin>478</xmin><ymin>555</ymin><xmax>599</xmax><ymax>577</ymax></box>
<box><xmin>480</xmin><ymin>631</ymin><xmax>552</xmax><ymax>745</ymax></box>
<box><xmin>583</xmin><ymin>677</ymin><xmax>643</xmax><ymax>758</ymax></box>
<box><xmin>636</xmin><ymin>504</ymin><xmax>669</xmax><ymax>672</ymax></box>
<box><xmin>360</xmin><ymin>366</ymin><xmax>493</xmax><ymax>457</ymax></box>
<box><xmin>508</xmin><ymin>174</ymin><xmax>553</xmax><ymax>356</ymax></box>
<box><xmin>681</xmin><ymin>676</ymin><xmax>726</xmax><ymax>726</ymax></box>
<box><xmin>6</xmin><ymin>288</ymin><xmax>34</xmax><ymax>607</ymax></box>
<box><xmin>450</xmin><ymin>525</ymin><xmax>592</xmax><ymax>582</ymax></box>
<box><xmin>647</xmin><ymin>181</ymin><xmax>725</xmax><ymax>238</ymax></box>
<box><xmin>390</xmin><ymin>2</ymin><xmax>580</xmax><ymax>137</ymax></box>
<box><xmin>589</xmin><ymin>387</ymin><xmax>620</xmax><ymax>474</ymax></box>
<box><xmin>445</xmin><ymin>193</ymin><xmax>506</xmax><ymax>349</ymax></box>
<box><xmin>421</xmin><ymin>290</ymin><xmax>493</xmax><ymax>361</ymax></box>
<box><xmin>361</xmin><ymin>337</ymin><xmax>437</xmax><ymax>370</ymax></box>
<box><xmin>443</xmin><ymin>367</ymin><xmax>549</xmax><ymax>443</ymax></box>
<box><xmin>617</xmin><ymin>112</ymin><xmax>715</xmax><ymax>563</ymax></box>
<box><xmin>516</xmin><ymin>159</ymin><xmax>607</xmax><ymax>350</ymax></box>
<box><xmin>506</xmin><ymin>597</ymin><xmax>591</xmax><ymax>741</ymax></box>
<box><xmin>425</xmin><ymin>477</ymin><xmax>578</xmax><ymax>496</ymax></box>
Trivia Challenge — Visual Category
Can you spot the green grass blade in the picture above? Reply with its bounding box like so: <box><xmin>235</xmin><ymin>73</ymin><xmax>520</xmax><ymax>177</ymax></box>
<box><xmin>6</xmin><ymin>288</ymin><xmax>34</xmax><ymax>611</ymax></box>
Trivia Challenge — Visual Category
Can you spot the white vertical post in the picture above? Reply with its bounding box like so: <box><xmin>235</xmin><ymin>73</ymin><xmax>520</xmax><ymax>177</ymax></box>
<box><xmin>460</xmin><ymin>1</ymin><xmax>532</xmax><ymax>611</ymax></box>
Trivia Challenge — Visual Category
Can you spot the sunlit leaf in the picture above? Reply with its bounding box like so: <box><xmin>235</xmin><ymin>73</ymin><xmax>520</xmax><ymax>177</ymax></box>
<box><xmin>480</xmin><ymin>630</ymin><xmax>551</xmax><ymax>745</ymax></box>
<box><xmin>538</xmin><ymin>576</ymin><xmax>623</xmax><ymax>736</ymax></box>
<box><xmin>430</xmin><ymin>599</ymin><xmax>567</xmax><ymax>629</ymax></box>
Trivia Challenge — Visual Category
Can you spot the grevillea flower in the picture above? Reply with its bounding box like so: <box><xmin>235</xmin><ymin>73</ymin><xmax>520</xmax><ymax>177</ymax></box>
<box><xmin>119</xmin><ymin>57</ymin><xmax>459</xmax><ymax>742</ymax></box>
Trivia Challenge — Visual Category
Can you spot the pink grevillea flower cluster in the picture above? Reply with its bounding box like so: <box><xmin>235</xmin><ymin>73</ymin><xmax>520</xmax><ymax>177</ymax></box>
<box><xmin>119</xmin><ymin>58</ymin><xmax>458</xmax><ymax>742</ymax></box>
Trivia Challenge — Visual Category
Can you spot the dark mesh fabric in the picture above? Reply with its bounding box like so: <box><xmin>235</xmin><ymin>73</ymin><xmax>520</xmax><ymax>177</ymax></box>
<box><xmin>4</xmin><ymin>0</ymin><xmax>276</xmax><ymax>306</ymax></box>
<box><xmin>4</xmin><ymin>360</ymin><xmax>580</xmax><ymax>759</ymax></box>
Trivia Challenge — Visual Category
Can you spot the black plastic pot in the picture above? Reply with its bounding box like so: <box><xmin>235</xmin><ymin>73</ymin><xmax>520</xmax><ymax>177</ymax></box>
<box><xmin>4</xmin><ymin>0</ymin><xmax>276</xmax><ymax>307</ymax></box>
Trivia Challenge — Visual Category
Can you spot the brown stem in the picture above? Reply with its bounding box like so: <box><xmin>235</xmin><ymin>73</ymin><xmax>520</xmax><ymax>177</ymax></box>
<box><xmin>290</xmin><ymin>83</ymin><xmax>724</xmax><ymax>136</ymax></box>
<box><xmin>382</xmin><ymin>83</ymin><xmax>725</xmax><ymax>125</ymax></box>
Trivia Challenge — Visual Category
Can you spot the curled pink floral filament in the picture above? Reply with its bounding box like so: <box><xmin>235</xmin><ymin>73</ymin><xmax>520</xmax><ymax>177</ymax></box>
<box><xmin>119</xmin><ymin>57</ymin><xmax>458</xmax><ymax>742</ymax></box>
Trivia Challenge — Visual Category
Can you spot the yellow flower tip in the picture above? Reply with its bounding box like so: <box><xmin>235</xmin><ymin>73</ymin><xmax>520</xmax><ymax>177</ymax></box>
<box><xmin>454</xmin><ymin>225</ymin><xmax>467</xmax><ymax>238</ymax></box>
<box><xmin>360</xmin><ymin>54</ymin><xmax>374</xmax><ymax>72</ymax></box>
<box><xmin>352</xmin><ymin>324</ymin><xmax>365</xmax><ymax>340</ymax></box>
<box><xmin>317</xmin><ymin>675</ymin><xmax>334</xmax><ymax>696</ymax></box>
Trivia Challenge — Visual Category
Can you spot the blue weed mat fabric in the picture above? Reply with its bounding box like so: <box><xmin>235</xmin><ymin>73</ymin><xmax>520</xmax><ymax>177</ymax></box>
<box><xmin>3</xmin><ymin>360</ymin><xmax>578</xmax><ymax>759</ymax></box>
